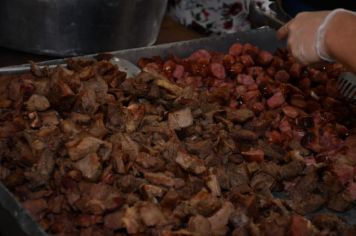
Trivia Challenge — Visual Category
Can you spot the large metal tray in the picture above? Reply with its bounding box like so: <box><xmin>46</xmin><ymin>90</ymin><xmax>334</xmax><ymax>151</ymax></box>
<box><xmin>0</xmin><ymin>27</ymin><xmax>283</xmax><ymax>75</ymax></box>
<box><xmin>0</xmin><ymin>28</ymin><xmax>354</xmax><ymax>236</ymax></box>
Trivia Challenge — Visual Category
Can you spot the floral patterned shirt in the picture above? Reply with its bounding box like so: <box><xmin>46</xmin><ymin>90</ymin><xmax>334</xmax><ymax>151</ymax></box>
<box><xmin>168</xmin><ymin>0</ymin><xmax>274</xmax><ymax>34</ymax></box>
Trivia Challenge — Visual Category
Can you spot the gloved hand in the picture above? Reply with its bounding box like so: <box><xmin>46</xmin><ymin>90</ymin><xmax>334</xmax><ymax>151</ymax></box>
<box><xmin>277</xmin><ymin>11</ymin><xmax>330</xmax><ymax>65</ymax></box>
<box><xmin>277</xmin><ymin>9</ymin><xmax>356</xmax><ymax>65</ymax></box>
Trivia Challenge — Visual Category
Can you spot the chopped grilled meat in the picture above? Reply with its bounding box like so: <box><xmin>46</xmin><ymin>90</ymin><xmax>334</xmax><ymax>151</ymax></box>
<box><xmin>1</xmin><ymin>43</ymin><xmax>355</xmax><ymax>236</ymax></box>
<box><xmin>26</xmin><ymin>94</ymin><xmax>50</xmax><ymax>111</ymax></box>
<box><xmin>74</xmin><ymin>153</ymin><xmax>102</xmax><ymax>181</ymax></box>
<box><xmin>168</xmin><ymin>108</ymin><xmax>194</xmax><ymax>130</ymax></box>
<box><xmin>175</xmin><ymin>151</ymin><xmax>207</xmax><ymax>175</ymax></box>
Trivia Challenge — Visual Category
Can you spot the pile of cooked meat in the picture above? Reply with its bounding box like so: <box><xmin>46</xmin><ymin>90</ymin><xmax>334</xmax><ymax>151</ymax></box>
<box><xmin>0</xmin><ymin>43</ymin><xmax>355</xmax><ymax>236</ymax></box>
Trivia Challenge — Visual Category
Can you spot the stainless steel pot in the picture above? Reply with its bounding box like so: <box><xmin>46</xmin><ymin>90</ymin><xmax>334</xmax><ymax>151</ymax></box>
<box><xmin>0</xmin><ymin>0</ymin><xmax>167</xmax><ymax>56</ymax></box>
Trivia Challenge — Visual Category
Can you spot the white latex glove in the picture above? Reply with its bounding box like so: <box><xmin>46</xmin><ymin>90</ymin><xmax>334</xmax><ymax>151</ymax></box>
<box><xmin>277</xmin><ymin>9</ymin><xmax>354</xmax><ymax>65</ymax></box>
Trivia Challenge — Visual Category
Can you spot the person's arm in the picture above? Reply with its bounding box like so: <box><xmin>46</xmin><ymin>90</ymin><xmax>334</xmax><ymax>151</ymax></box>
<box><xmin>277</xmin><ymin>9</ymin><xmax>356</xmax><ymax>74</ymax></box>
<box><xmin>324</xmin><ymin>11</ymin><xmax>356</xmax><ymax>73</ymax></box>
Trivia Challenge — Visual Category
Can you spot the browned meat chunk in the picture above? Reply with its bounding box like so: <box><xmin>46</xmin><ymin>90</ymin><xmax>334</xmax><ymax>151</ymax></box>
<box><xmin>175</xmin><ymin>151</ymin><xmax>207</xmax><ymax>175</ymax></box>
<box><xmin>122</xmin><ymin>206</ymin><xmax>143</xmax><ymax>234</ymax></box>
<box><xmin>168</xmin><ymin>108</ymin><xmax>194</xmax><ymax>130</ymax></box>
<box><xmin>144</xmin><ymin>172</ymin><xmax>176</xmax><ymax>187</ymax></box>
<box><xmin>26</xmin><ymin>94</ymin><xmax>50</xmax><ymax>111</ymax></box>
<box><xmin>208</xmin><ymin>202</ymin><xmax>234</xmax><ymax>236</ymax></box>
<box><xmin>25</xmin><ymin>149</ymin><xmax>55</xmax><ymax>187</ymax></box>
<box><xmin>74</xmin><ymin>153</ymin><xmax>102</xmax><ymax>181</ymax></box>
<box><xmin>138</xmin><ymin>201</ymin><xmax>168</xmax><ymax>226</ymax></box>
<box><xmin>267</xmin><ymin>91</ymin><xmax>285</xmax><ymax>109</ymax></box>
<box><xmin>76</xmin><ymin>183</ymin><xmax>122</xmax><ymax>214</ymax></box>
<box><xmin>241</xmin><ymin>149</ymin><xmax>264</xmax><ymax>163</ymax></box>
<box><xmin>226</xmin><ymin>108</ymin><xmax>254</xmax><ymax>123</ymax></box>
<box><xmin>188</xmin><ymin>215</ymin><xmax>212</xmax><ymax>235</ymax></box>
<box><xmin>66</xmin><ymin>136</ymin><xmax>111</xmax><ymax>161</ymax></box>
<box><xmin>1</xmin><ymin>43</ymin><xmax>355</xmax><ymax>236</ymax></box>
<box><xmin>104</xmin><ymin>210</ymin><xmax>125</xmax><ymax>230</ymax></box>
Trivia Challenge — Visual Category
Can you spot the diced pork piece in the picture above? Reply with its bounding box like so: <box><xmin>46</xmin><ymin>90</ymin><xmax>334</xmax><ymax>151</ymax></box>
<box><xmin>267</xmin><ymin>91</ymin><xmax>285</xmax><ymax>109</ymax></box>
<box><xmin>111</xmin><ymin>144</ymin><xmax>126</xmax><ymax>174</ymax></box>
<box><xmin>135</xmin><ymin>152</ymin><xmax>164</xmax><ymax>170</ymax></box>
<box><xmin>206</xmin><ymin>173</ymin><xmax>222</xmax><ymax>197</ymax></box>
<box><xmin>229</xmin><ymin>43</ymin><xmax>243</xmax><ymax>56</ymax></box>
<box><xmin>274</xmin><ymin>70</ymin><xmax>290</xmax><ymax>83</ymax></box>
<box><xmin>66</xmin><ymin>136</ymin><xmax>111</xmax><ymax>161</ymax></box>
<box><xmin>223</xmin><ymin>54</ymin><xmax>236</xmax><ymax>68</ymax></box>
<box><xmin>138</xmin><ymin>202</ymin><xmax>168</xmax><ymax>226</ymax></box>
<box><xmin>48</xmin><ymin>195</ymin><xmax>65</xmax><ymax>214</ymax></box>
<box><xmin>189</xmin><ymin>190</ymin><xmax>222</xmax><ymax>216</ymax></box>
<box><xmin>226</xmin><ymin>108</ymin><xmax>254</xmax><ymax>123</ymax></box>
<box><xmin>242</xmin><ymin>43</ymin><xmax>259</xmax><ymax>55</ymax></box>
<box><xmin>76</xmin><ymin>88</ymin><xmax>99</xmax><ymax>114</ymax></box>
<box><xmin>257</xmin><ymin>50</ymin><xmax>273</xmax><ymax>65</ymax></box>
<box><xmin>235</xmin><ymin>85</ymin><xmax>247</xmax><ymax>96</ymax></box>
<box><xmin>40</xmin><ymin>111</ymin><xmax>60</xmax><ymax>126</ymax></box>
<box><xmin>185</xmin><ymin>139</ymin><xmax>213</xmax><ymax>159</ymax></box>
<box><xmin>125</xmin><ymin>103</ymin><xmax>145</xmax><ymax>133</ymax></box>
<box><xmin>144</xmin><ymin>172</ymin><xmax>176</xmax><ymax>187</ymax></box>
<box><xmin>279</xmin><ymin>118</ymin><xmax>292</xmax><ymax>134</ymax></box>
<box><xmin>28</xmin><ymin>111</ymin><xmax>41</xmax><ymax>128</ymax></box>
<box><xmin>122</xmin><ymin>206</ymin><xmax>144</xmax><ymax>234</ymax></box>
<box><xmin>175</xmin><ymin>151</ymin><xmax>206</xmax><ymax>174</ymax></box>
<box><xmin>163</xmin><ymin>60</ymin><xmax>176</xmax><ymax>75</ymax></box>
<box><xmin>290</xmin><ymin>63</ymin><xmax>302</xmax><ymax>78</ymax></box>
<box><xmin>290</xmin><ymin>95</ymin><xmax>307</xmax><ymax>108</ymax></box>
<box><xmin>346</xmin><ymin>182</ymin><xmax>356</xmax><ymax>201</ymax></box>
<box><xmin>289</xmin><ymin>215</ymin><xmax>312</xmax><ymax>236</ymax></box>
<box><xmin>247</xmin><ymin>66</ymin><xmax>263</xmax><ymax>78</ymax></box>
<box><xmin>188</xmin><ymin>49</ymin><xmax>211</xmax><ymax>62</ymax></box>
<box><xmin>241</xmin><ymin>149</ymin><xmax>264</xmax><ymax>162</ymax></box>
<box><xmin>240</xmin><ymin>55</ymin><xmax>254</xmax><ymax>67</ymax></box>
<box><xmin>142</xmin><ymin>184</ymin><xmax>165</xmax><ymax>198</ymax></box>
<box><xmin>26</xmin><ymin>94</ymin><xmax>50</xmax><ymax>111</ymax></box>
<box><xmin>77</xmin><ymin>183</ymin><xmax>122</xmax><ymax>214</ymax></box>
<box><xmin>168</xmin><ymin>108</ymin><xmax>194</xmax><ymax>130</ymax></box>
<box><xmin>210</xmin><ymin>63</ymin><xmax>226</xmax><ymax>80</ymax></box>
<box><xmin>173</xmin><ymin>64</ymin><xmax>185</xmax><ymax>80</ymax></box>
<box><xmin>327</xmin><ymin>190</ymin><xmax>353</xmax><ymax>212</ymax></box>
<box><xmin>25</xmin><ymin>149</ymin><xmax>55</xmax><ymax>187</ymax></box>
<box><xmin>48</xmin><ymin>78</ymin><xmax>76</xmax><ymax>109</ymax></box>
<box><xmin>74</xmin><ymin>153</ymin><xmax>102</xmax><ymax>181</ymax></box>
<box><xmin>208</xmin><ymin>202</ymin><xmax>234</xmax><ymax>236</ymax></box>
<box><xmin>231</xmin><ymin>62</ymin><xmax>244</xmax><ymax>74</ymax></box>
<box><xmin>60</xmin><ymin>119</ymin><xmax>81</xmax><ymax>135</ymax></box>
<box><xmin>70</xmin><ymin>112</ymin><xmax>91</xmax><ymax>124</ymax></box>
<box><xmin>237</xmin><ymin>74</ymin><xmax>255</xmax><ymax>86</ymax></box>
<box><xmin>76</xmin><ymin>214</ymin><xmax>103</xmax><ymax>227</ymax></box>
<box><xmin>188</xmin><ymin>215</ymin><xmax>212</xmax><ymax>236</ymax></box>
<box><xmin>332</xmin><ymin>164</ymin><xmax>354</xmax><ymax>186</ymax></box>
<box><xmin>282</xmin><ymin>106</ymin><xmax>299</xmax><ymax>118</ymax></box>
<box><xmin>104</xmin><ymin>210</ymin><xmax>125</xmax><ymax>230</ymax></box>
<box><xmin>154</xmin><ymin>76</ymin><xmax>183</xmax><ymax>95</ymax></box>
<box><xmin>114</xmin><ymin>134</ymin><xmax>140</xmax><ymax>161</ymax></box>
<box><xmin>160</xmin><ymin>189</ymin><xmax>180</xmax><ymax>211</ymax></box>
<box><xmin>89</xmin><ymin>113</ymin><xmax>108</xmax><ymax>138</ymax></box>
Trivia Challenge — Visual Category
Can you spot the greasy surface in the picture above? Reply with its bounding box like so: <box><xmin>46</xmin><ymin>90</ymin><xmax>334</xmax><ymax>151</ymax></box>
<box><xmin>0</xmin><ymin>43</ymin><xmax>355</xmax><ymax>236</ymax></box>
